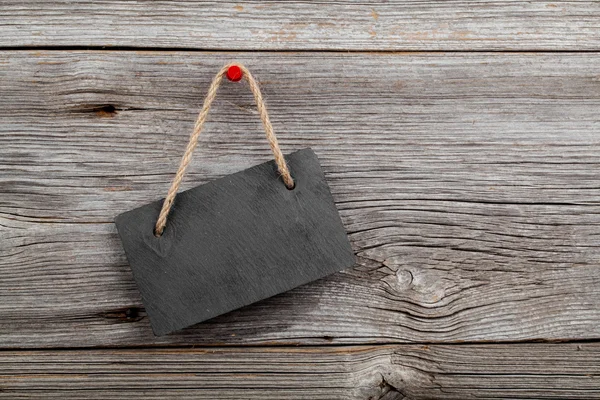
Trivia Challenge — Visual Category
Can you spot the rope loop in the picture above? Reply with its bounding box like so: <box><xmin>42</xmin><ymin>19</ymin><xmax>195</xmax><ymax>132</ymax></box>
<box><xmin>154</xmin><ymin>63</ymin><xmax>294</xmax><ymax>237</ymax></box>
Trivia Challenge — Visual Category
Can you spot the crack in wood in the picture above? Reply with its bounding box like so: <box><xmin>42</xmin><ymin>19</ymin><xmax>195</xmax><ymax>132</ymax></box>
<box><xmin>97</xmin><ymin>307</ymin><xmax>146</xmax><ymax>324</ymax></box>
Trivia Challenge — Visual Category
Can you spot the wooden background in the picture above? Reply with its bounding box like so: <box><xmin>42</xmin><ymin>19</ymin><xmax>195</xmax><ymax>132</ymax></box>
<box><xmin>1</xmin><ymin>1</ymin><xmax>599</xmax><ymax>399</ymax></box>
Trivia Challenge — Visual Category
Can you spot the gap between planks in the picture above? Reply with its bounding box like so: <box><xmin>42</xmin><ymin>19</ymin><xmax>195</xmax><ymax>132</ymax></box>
<box><xmin>2</xmin><ymin>338</ymin><xmax>600</xmax><ymax>353</ymax></box>
<box><xmin>2</xmin><ymin>46</ymin><xmax>600</xmax><ymax>54</ymax></box>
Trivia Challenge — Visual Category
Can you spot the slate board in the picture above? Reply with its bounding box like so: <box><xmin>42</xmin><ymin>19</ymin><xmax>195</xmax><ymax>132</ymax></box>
<box><xmin>115</xmin><ymin>148</ymin><xmax>355</xmax><ymax>336</ymax></box>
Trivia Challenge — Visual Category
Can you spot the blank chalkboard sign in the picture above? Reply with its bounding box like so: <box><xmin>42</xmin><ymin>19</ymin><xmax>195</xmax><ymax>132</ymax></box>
<box><xmin>115</xmin><ymin>148</ymin><xmax>355</xmax><ymax>336</ymax></box>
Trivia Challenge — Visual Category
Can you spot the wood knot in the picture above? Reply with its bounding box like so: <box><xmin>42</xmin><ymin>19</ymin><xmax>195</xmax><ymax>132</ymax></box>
<box><xmin>395</xmin><ymin>269</ymin><xmax>413</xmax><ymax>289</ymax></box>
<box><xmin>99</xmin><ymin>306</ymin><xmax>145</xmax><ymax>323</ymax></box>
<box><xmin>96</xmin><ymin>104</ymin><xmax>118</xmax><ymax>117</ymax></box>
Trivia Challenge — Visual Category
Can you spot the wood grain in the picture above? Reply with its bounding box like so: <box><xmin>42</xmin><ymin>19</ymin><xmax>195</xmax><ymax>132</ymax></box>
<box><xmin>1</xmin><ymin>1</ymin><xmax>600</xmax><ymax>51</ymax></box>
<box><xmin>1</xmin><ymin>344</ymin><xmax>599</xmax><ymax>399</ymax></box>
<box><xmin>1</xmin><ymin>51</ymin><xmax>600</xmax><ymax>348</ymax></box>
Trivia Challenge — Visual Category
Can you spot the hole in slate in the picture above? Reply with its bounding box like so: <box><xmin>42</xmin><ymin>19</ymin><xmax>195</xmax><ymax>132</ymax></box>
<box><xmin>284</xmin><ymin>176</ymin><xmax>296</xmax><ymax>190</ymax></box>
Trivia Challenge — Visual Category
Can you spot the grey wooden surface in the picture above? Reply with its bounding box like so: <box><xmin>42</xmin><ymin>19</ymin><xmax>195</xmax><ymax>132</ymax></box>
<box><xmin>1</xmin><ymin>1</ymin><xmax>600</xmax><ymax>50</ymax></box>
<box><xmin>1</xmin><ymin>2</ymin><xmax>600</xmax><ymax>399</ymax></box>
<box><xmin>1</xmin><ymin>344</ymin><xmax>599</xmax><ymax>399</ymax></box>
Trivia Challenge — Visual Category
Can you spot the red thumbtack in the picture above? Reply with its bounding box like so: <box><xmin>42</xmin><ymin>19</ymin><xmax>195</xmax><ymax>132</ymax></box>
<box><xmin>226</xmin><ymin>65</ymin><xmax>243</xmax><ymax>82</ymax></box>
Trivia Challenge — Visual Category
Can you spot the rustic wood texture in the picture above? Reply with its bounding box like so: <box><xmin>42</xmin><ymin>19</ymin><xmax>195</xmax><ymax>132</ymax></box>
<box><xmin>1</xmin><ymin>1</ymin><xmax>600</xmax><ymax>51</ymax></box>
<box><xmin>2</xmin><ymin>0</ymin><xmax>600</xmax><ymax>396</ymax></box>
<box><xmin>1</xmin><ymin>344</ymin><xmax>599</xmax><ymax>399</ymax></box>
<box><xmin>1</xmin><ymin>51</ymin><xmax>599</xmax><ymax>348</ymax></box>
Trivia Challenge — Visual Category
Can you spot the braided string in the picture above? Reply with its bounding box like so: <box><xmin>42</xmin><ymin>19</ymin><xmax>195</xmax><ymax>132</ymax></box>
<box><xmin>154</xmin><ymin>63</ymin><xmax>294</xmax><ymax>236</ymax></box>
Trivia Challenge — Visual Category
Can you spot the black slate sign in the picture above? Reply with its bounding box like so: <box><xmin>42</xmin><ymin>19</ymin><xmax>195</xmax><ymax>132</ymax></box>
<box><xmin>115</xmin><ymin>148</ymin><xmax>355</xmax><ymax>336</ymax></box>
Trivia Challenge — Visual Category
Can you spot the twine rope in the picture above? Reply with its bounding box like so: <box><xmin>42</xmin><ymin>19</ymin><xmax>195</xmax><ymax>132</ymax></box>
<box><xmin>154</xmin><ymin>63</ymin><xmax>294</xmax><ymax>236</ymax></box>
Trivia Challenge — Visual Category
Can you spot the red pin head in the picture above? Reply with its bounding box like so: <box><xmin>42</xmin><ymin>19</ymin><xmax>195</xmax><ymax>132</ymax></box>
<box><xmin>226</xmin><ymin>65</ymin><xmax>243</xmax><ymax>82</ymax></box>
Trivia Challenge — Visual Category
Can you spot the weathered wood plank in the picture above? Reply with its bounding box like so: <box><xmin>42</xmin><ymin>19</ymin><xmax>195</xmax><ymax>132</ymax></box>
<box><xmin>1</xmin><ymin>51</ymin><xmax>600</xmax><ymax>347</ymax></box>
<box><xmin>1</xmin><ymin>344</ymin><xmax>599</xmax><ymax>399</ymax></box>
<box><xmin>1</xmin><ymin>1</ymin><xmax>600</xmax><ymax>51</ymax></box>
